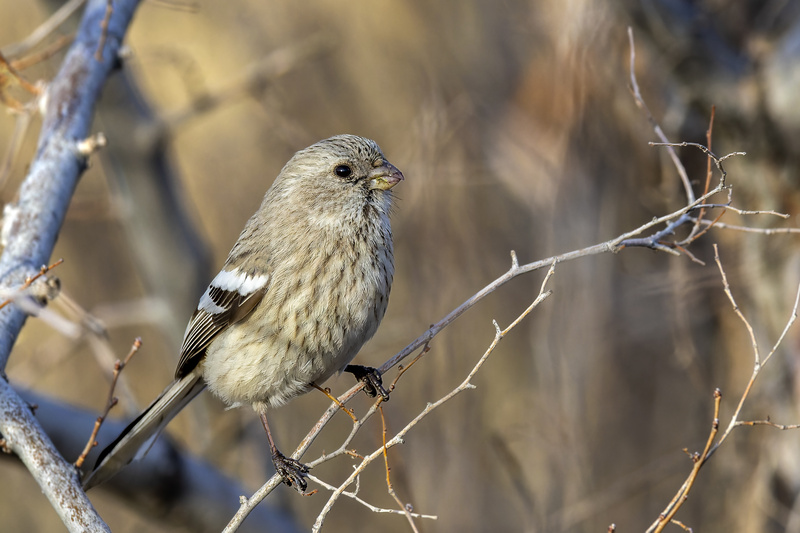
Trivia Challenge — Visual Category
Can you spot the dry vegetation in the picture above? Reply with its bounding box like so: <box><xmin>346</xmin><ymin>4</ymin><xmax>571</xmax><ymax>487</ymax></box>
<box><xmin>2</xmin><ymin>0</ymin><xmax>800</xmax><ymax>532</ymax></box>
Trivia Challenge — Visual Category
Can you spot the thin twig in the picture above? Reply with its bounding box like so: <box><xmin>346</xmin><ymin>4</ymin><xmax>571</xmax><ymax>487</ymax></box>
<box><xmin>10</xmin><ymin>35</ymin><xmax>74</xmax><ymax>71</ymax></box>
<box><xmin>708</xmin><ymin>277</ymin><xmax>800</xmax><ymax>460</ymax></box>
<box><xmin>686</xmin><ymin>107</ymin><xmax>715</xmax><ymax>242</ymax></box>
<box><xmin>714</xmin><ymin>245</ymin><xmax>760</xmax><ymax>365</ymax></box>
<box><xmin>645</xmin><ymin>250</ymin><xmax>800</xmax><ymax>530</ymax></box>
<box><xmin>1</xmin><ymin>0</ymin><xmax>86</xmax><ymax>59</ymax></box>
<box><xmin>94</xmin><ymin>0</ymin><xmax>113</xmax><ymax>61</ymax></box>
<box><xmin>671</xmin><ymin>518</ymin><xmax>694</xmax><ymax>532</ymax></box>
<box><xmin>311</xmin><ymin>384</ymin><xmax>357</xmax><ymax>422</ymax></box>
<box><xmin>305</xmin><ymin>474</ymin><xmax>437</xmax><ymax>520</ymax></box>
<box><xmin>735</xmin><ymin>419</ymin><xmax>800</xmax><ymax>430</ymax></box>
<box><xmin>646</xmin><ymin>389</ymin><xmax>721</xmax><ymax>533</ymax></box>
<box><xmin>74</xmin><ymin>337</ymin><xmax>142</xmax><ymax>469</ymax></box>
<box><xmin>687</xmin><ymin>217</ymin><xmax>800</xmax><ymax>235</ymax></box>
<box><xmin>0</xmin><ymin>258</ymin><xmax>64</xmax><ymax>310</ymax></box>
<box><xmin>628</xmin><ymin>27</ymin><xmax>694</xmax><ymax>203</ymax></box>
<box><xmin>649</xmin><ymin>142</ymin><xmax>745</xmax><ymax>190</ymax></box>
<box><xmin>380</xmin><ymin>405</ymin><xmax>419</xmax><ymax>532</ymax></box>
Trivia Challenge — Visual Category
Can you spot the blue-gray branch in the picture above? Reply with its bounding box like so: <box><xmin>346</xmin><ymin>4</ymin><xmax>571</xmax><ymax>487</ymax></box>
<box><xmin>0</xmin><ymin>2</ymin><xmax>141</xmax><ymax>532</ymax></box>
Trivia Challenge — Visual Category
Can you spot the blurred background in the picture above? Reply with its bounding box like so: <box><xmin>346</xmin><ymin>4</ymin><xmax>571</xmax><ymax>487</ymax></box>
<box><xmin>2</xmin><ymin>0</ymin><xmax>800</xmax><ymax>531</ymax></box>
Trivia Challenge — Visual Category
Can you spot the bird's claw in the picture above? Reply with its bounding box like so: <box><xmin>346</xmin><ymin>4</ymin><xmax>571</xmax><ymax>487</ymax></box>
<box><xmin>345</xmin><ymin>364</ymin><xmax>390</xmax><ymax>401</ymax></box>
<box><xmin>272</xmin><ymin>451</ymin><xmax>309</xmax><ymax>493</ymax></box>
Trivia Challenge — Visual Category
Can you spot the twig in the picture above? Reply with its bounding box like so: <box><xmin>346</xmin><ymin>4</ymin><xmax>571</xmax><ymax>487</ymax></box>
<box><xmin>646</xmin><ymin>389</ymin><xmax>720</xmax><ymax>533</ymax></box>
<box><xmin>715</xmin><ymin>245</ymin><xmax>760</xmax><ymax>365</ymax></box>
<box><xmin>691</xmin><ymin>205</ymin><xmax>788</xmax><ymax>218</ymax></box>
<box><xmin>380</xmin><ymin>404</ymin><xmax>419</xmax><ymax>532</ymax></box>
<box><xmin>687</xmin><ymin>217</ymin><xmax>800</xmax><ymax>235</ymax></box>
<box><xmin>1</xmin><ymin>0</ymin><xmax>86</xmax><ymax>59</ymax></box>
<box><xmin>709</xmin><ymin>268</ymin><xmax>800</xmax><ymax>458</ymax></box>
<box><xmin>0</xmin><ymin>110</ymin><xmax>32</xmax><ymax>190</ymax></box>
<box><xmin>628</xmin><ymin>27</ymin><xmax>694</xmax><ymax>204</ymax></box>
<box><xmin>146</xmin><ymin>0</ymin><xmax>200</xmax><ymax>12</ymax></box>
<box><xmin>74</xmin><ymin>337</ymin><xmax>142</xmax><ymax>469</ymax></box>
<box><xmin>644</xmin><ymin>248</ymin><xmax>800</xmax><ymax>531</ymax></box>
<box><xmin>0</xmin><ymin>258</ymin><xmax>64</xmax><ymax>310</ymax></box>
<box><xmin>735</xmin><ymin>419</ymin><xmax>800</xmax><ymax>430</ymax></box>
<box><xmin>10</xmin><ymin>34</ymin><xmax>74</xmax><ymax>71</ymax></box>
<box><xmin>671</xmin><ymin>518</ymin><xmax>694</xmax><ymax>532</ymax></box>
<box><xmin>686</xmin><ymin>107</ymin><xmax>716</xmax><ymax>242</ymax></box>
<box><xmin>94</xmin><ymin>0</ymin><xmax>113</xmax><ymax>61</ymax></box>
<box><xmin>304</xmin><ymin>474</ymin><xmax>437</xmax><ymax>520</ymax></box>
<box><xmin>388</xmin><ymin>343</ymin><xmax>429</xmax><ymax>393</ymax></box>
<box><xmin>650</xmin><ymin>142</ymin><xmax>745</xmax><ymax>191</ymax></box>
<box><xmin>385</xmin><ymin>187</ymin><xmax>724</xmax><ymax>378</ymax></box>
<box><xmin>311</xmin><ymin>383</ymin><xmax>357</xmax><ymax>422</ymax></box>
<box><xmin>0</xmin><ymin>53</ymin><xmax>39</xmax><ymax>96</ymax></box>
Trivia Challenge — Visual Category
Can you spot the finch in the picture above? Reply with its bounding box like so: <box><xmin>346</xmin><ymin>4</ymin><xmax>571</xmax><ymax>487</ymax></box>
<box><xmin>83</xmin><ymin>134</ymin><xmax>404</xmax><ymax>492</ymax></box>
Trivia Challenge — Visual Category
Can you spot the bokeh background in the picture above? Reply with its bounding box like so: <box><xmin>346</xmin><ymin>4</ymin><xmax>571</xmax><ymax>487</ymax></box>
<box><xmin>3</xmin><ymin>0</ymin><xmax>800</xmax><ymax>531</ymax></box>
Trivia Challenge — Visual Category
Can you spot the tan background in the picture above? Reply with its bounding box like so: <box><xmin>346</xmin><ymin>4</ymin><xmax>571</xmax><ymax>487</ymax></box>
<box><xmin>2</xmin><ymin>0</ymin><xmax>800</xmax><ymax>531</ymax></box>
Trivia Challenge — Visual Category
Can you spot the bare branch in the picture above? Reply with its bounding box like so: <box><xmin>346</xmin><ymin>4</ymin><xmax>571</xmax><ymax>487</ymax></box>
<box><xmin>714</xmin><ymin>245</ymin><xmax>760</xmax><ymax>366</ymax></box>
<box><xmin>0</xmin><ymin>378</ymin><xmax>110</xmax><ymax>532</ymax></box>
<box><xmin>306</xmin><ymin>474</ymin><xmax>437</xmax><ymax>521</ymax></box>
<box><xmin>735</xmin><ymin>420</ymin><xmax>800</xmax><ymax>431</ymax></box>
<box><xmin>628</xmin><ymin>27</ymin><xmax>694</xmax><ymax>203</ymax></box>
<box><xmin>643</xmin><ymin>249</ymin><xmax>800</xmax><ymax>530</ymax></box>
<box><xmin>646</xmin><ymin>389</ymin><xmax>720</xmax><ymax>533</ymax></box>
<box><xmin>687</xmin><ymin>217</ymin><xmax>800</xmax><ymax>235</ymax></box>
<box><xmin>74</xmin><ymin>337</ymin><xmax>141</xmax><ymax>469</ymax></box>
<box><xmin>0</xmin><ymin>1</ymin><xmax>142</xmax><ymax>530</ymax></box>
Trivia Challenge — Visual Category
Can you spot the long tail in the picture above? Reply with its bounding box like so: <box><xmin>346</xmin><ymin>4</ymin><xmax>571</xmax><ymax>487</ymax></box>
<box><xmin>82</xmin><ymin>372</ymin><xmax>206</xmax><ymax>490</ymax></box>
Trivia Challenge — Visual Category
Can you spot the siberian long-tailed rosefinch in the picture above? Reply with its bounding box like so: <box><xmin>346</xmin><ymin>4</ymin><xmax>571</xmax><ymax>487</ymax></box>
<box><xmin>83</xmin><ymin>135</ymin><xmax>404</xmax><ymax>492</ymax></box>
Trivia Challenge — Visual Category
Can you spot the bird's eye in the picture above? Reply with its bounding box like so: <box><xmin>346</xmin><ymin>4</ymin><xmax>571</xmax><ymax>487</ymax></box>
<box><xmin>334</xmin><ymin>164</ymin><xmax>352</xmax><ymax>178</ymax></box>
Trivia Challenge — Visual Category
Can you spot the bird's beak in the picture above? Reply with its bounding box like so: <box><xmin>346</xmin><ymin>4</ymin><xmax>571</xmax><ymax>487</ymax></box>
<box><xmin>368</xmin><ymin>161</ymin><xmax>404</xmax><ymax>191</ymax></box>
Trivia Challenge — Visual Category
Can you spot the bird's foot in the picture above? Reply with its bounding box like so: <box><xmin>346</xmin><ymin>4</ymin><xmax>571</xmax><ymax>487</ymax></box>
<box><xmin>344</xmin><ymin>364</ymin><xmax>390</xmax><ymax>401</ymax></box>
<box><xmin>271</xmin><ymin>450</ymin><xmax>309</xmax><ymax>493</ymax></box>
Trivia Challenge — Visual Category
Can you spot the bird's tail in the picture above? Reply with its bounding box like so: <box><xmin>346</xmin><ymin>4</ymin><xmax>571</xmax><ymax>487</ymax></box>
<box><xmin>82</xmin><ymin>372</ymin><xmax>206</xmax><ymax>490</ymax></box>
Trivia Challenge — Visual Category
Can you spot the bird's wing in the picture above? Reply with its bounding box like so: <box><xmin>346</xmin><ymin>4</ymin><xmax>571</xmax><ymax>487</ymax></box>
<box><xmin>175</xmin><ymin>268</ymin><xmax>269</xmax><ymax>378</ymax></box>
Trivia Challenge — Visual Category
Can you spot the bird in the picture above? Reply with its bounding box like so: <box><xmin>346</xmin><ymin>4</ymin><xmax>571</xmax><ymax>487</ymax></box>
<box><xmin>82</xmin><ymin>134</ymin><xmax>404</xmax><ymax>492</ymax></box>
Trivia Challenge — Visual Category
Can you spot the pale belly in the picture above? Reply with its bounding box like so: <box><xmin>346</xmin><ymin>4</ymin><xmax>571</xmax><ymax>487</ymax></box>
<box><xmin>200</xmin><ymin>277</ymin><xmax>387</xmax><ymax>410</ymax></box>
